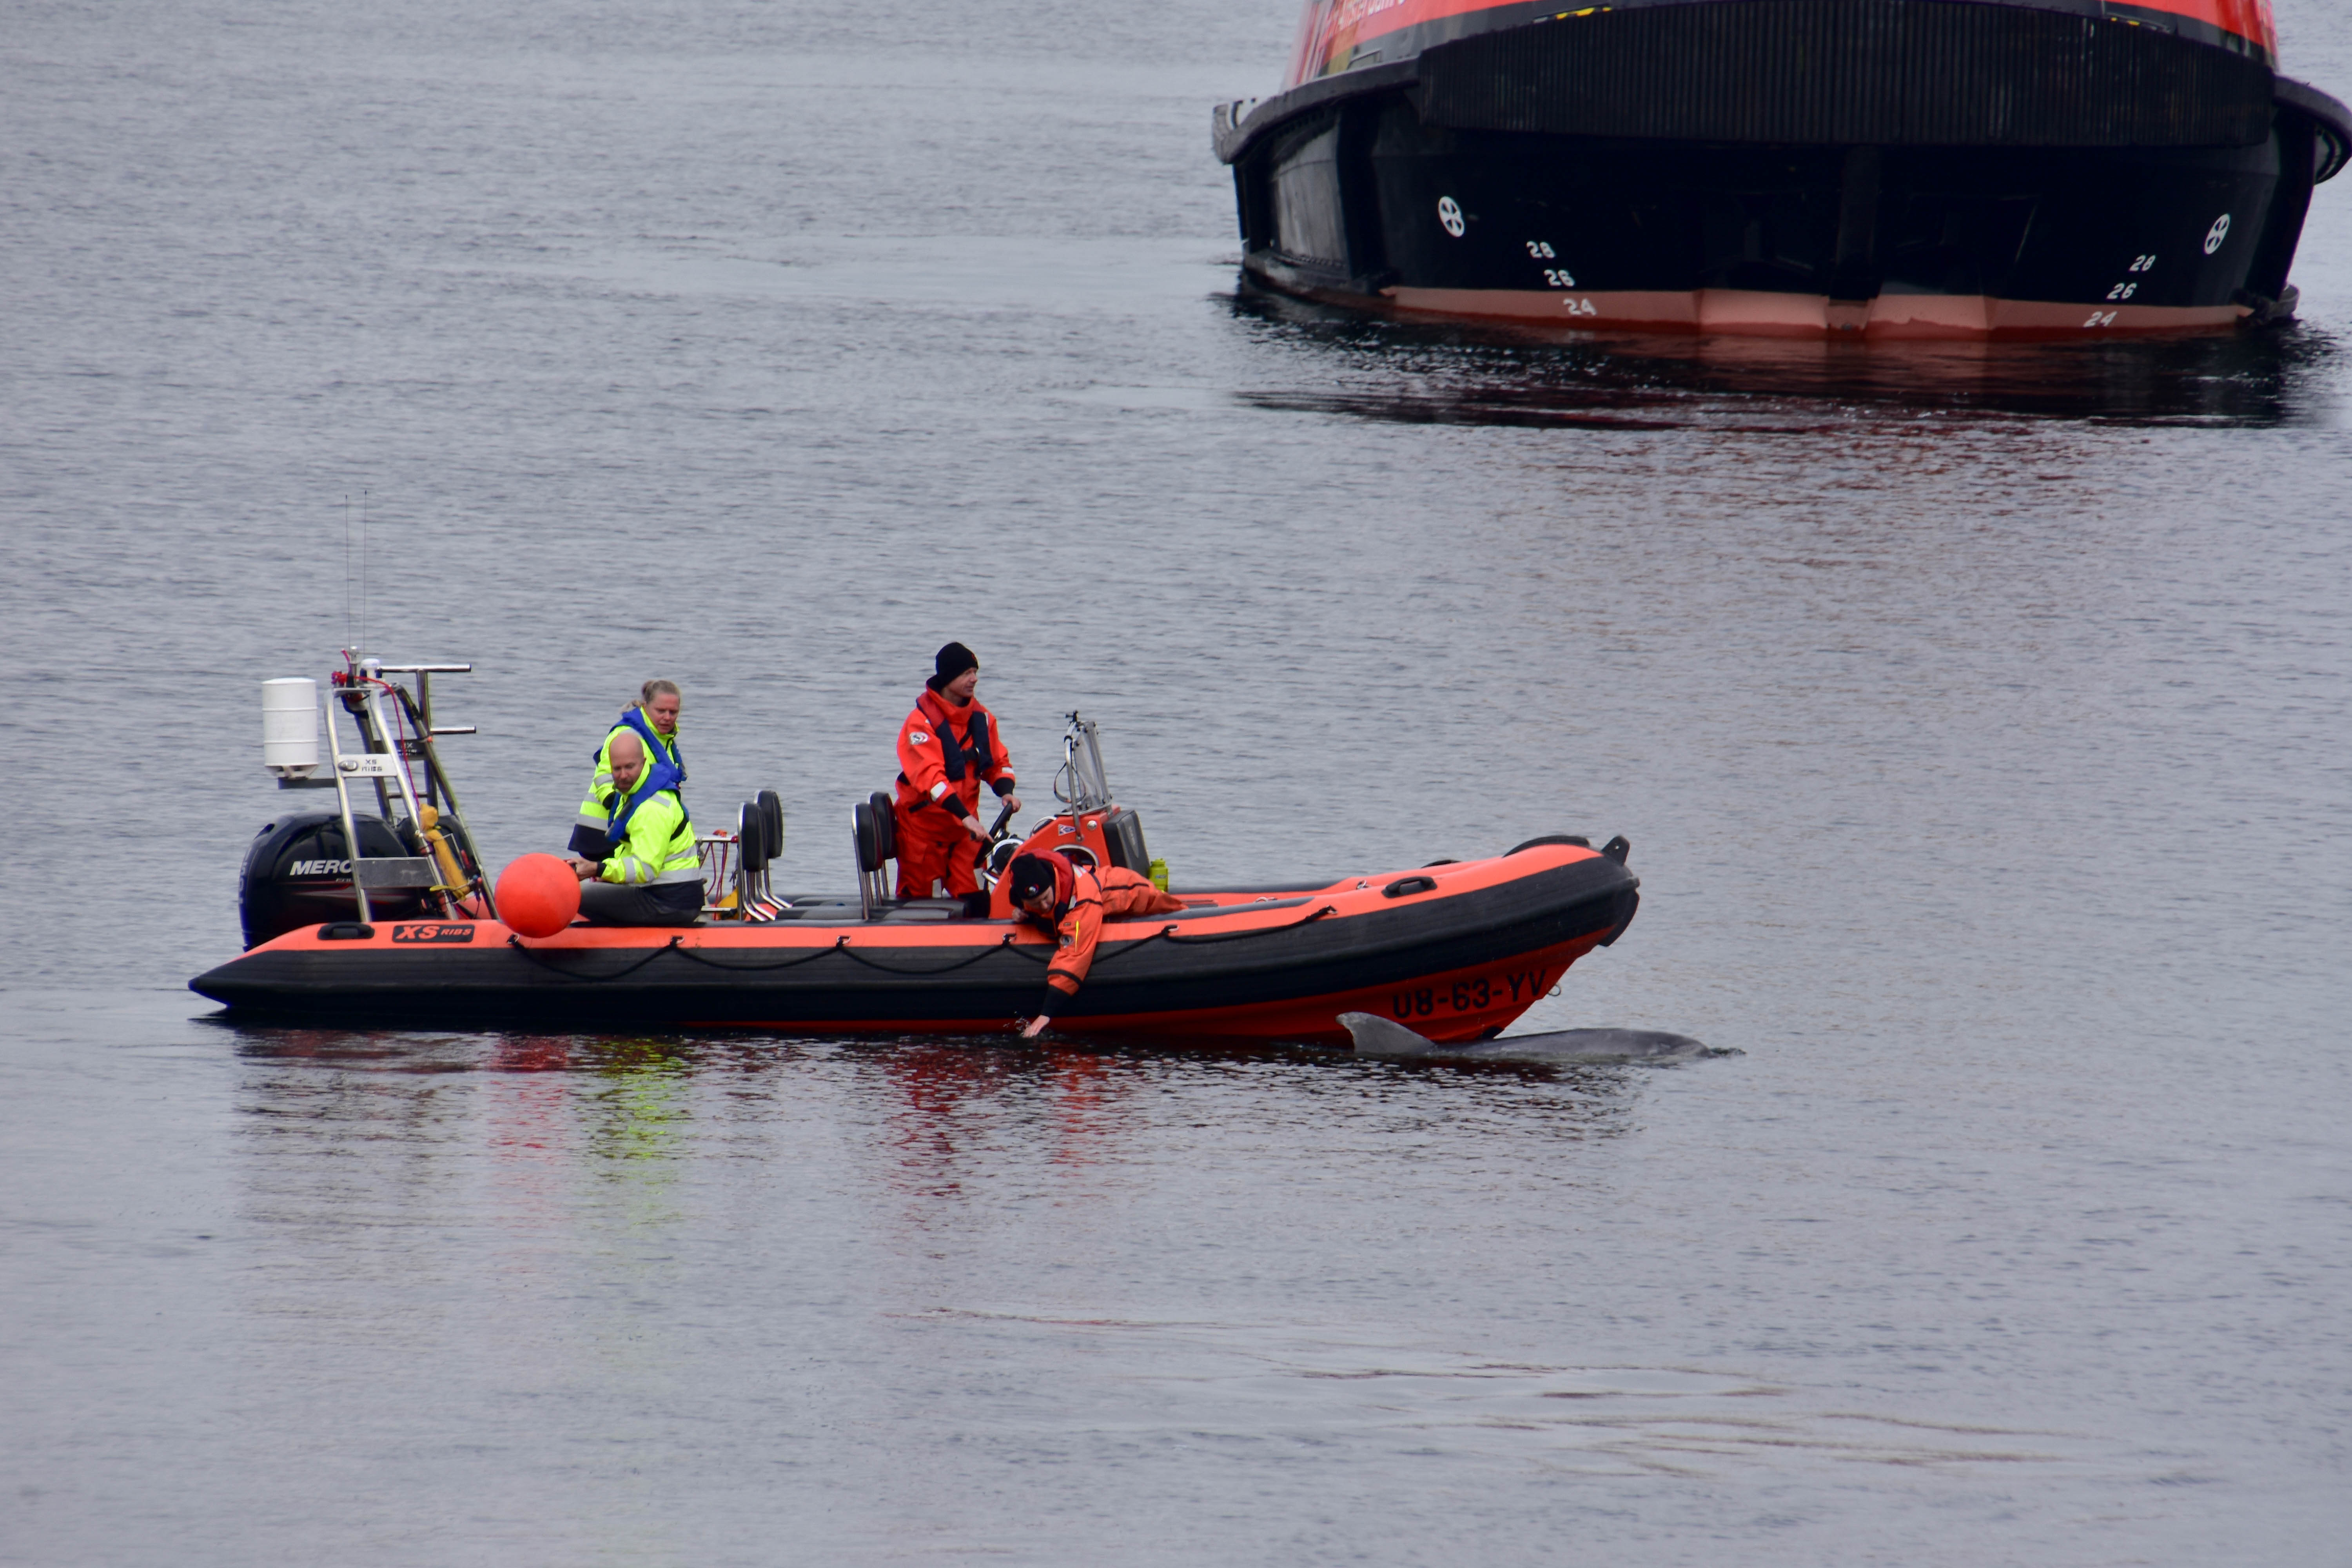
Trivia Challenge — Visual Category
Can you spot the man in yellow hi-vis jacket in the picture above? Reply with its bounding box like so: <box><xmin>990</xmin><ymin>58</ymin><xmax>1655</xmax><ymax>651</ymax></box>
<box><xmin>567</xmin><ymin>730</ymin><xmax>702</xmax><ymax>926</ymax></box>
<box><xmin>571</xmin><ymin>680</ymin><xmax>685</xmax><ymax>861</ymax></box>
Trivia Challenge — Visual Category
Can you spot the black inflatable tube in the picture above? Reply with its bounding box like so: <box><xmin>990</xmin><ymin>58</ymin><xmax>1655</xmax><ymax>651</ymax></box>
<box><xmin>191</xmin><ymin>857</ymin><xmax>1639</xmax><ymax>1029</ymax></box>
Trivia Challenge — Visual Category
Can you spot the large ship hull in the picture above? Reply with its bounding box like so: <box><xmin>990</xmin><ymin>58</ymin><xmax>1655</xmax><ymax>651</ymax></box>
<box><xmin>1216</xmin><ymin>0</ymin><xmax>2350</xmax><ymax>338</ymax></box>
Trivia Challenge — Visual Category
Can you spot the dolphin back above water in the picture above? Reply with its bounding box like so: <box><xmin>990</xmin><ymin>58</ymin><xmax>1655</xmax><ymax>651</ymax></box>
<box><xmin>1338</xmin><ymin>1012</ymin><xmax>1709</xmax><ymax>1063</ymax></box>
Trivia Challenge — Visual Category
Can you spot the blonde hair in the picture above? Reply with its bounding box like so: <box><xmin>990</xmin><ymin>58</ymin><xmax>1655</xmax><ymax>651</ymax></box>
<box><xmin>639</xmin><ymin>679</ymin><xmax>681</xmax><ymax>705</ymax></box>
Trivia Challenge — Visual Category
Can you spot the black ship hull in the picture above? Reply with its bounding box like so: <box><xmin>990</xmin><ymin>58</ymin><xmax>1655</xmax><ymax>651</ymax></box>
<box><xmin>1216</xmin><ymin>0</ymin><xmax>2350</xmax><ymax>338</ymax></box>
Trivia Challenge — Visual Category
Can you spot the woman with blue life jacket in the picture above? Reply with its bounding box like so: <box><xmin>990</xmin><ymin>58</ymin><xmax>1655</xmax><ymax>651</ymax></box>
<box><xmin>571</xmin><ymin>679</ymin><xmax>685</xmax><ymax>861</ymax></box>
<box><xmin>566</xmin><ymin>730</ymin><xmax>702</xmax><ymax>926</ymax></box>
<box><xmin>893</xmin><ymin>642</ymin><xmax>1021</xmax><ymax>900</ymax></box>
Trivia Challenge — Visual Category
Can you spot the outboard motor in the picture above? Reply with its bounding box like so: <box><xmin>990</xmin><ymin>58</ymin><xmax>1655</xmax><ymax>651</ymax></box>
<box><xmin>237</xmin><ymin>811</ymin><xmax>434</xmax><ymax>948</ymax></box>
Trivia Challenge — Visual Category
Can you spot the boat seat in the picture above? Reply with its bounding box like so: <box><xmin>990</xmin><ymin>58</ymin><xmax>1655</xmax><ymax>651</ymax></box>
<box><xmin>853</xmin><ymin>794</ymin><xmax>902</xmax><ymax>919</ymax></box>
<box><xmin>1102</xmin><ymin>807</ymin><xmax>1149</xmax><ymax>871</ymax></box>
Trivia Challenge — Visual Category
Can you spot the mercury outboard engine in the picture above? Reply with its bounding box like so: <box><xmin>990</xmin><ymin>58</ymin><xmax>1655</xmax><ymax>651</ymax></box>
<box><xmin>238</xmin><ymin>811</ymin><xmax>434</xmax><ymax>948</ymax></box>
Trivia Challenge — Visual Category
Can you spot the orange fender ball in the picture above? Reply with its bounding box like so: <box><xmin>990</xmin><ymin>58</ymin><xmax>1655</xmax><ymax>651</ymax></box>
<box><xmin>497</xmin><ymin>853</ymin><xmax>581</xmax><ymax>938</ymax></box>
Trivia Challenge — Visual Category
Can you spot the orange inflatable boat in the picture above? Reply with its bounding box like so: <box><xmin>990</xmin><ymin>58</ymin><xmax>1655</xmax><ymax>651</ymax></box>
<box><xmin>191</xmin><ymin>659</ymin><xmax>1641</xmax><ymax>1043</ymax></box>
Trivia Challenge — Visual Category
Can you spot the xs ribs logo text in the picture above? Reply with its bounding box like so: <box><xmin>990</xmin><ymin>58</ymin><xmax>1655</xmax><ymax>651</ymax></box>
<box><xmin>390</xmin><ymin>924</ymin><xmax>476</xmax><ymax>945</ymax></box>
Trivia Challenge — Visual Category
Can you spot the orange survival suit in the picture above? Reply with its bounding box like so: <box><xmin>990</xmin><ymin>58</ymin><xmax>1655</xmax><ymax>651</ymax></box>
<box><xmin>1017</xmin><ymin>850</ymin><xmax>1183</xmax><ymax>1016</ymax></box>
<box><xmin>893</xmin><ymin>687</ymin><xmax>1016</xmax><ymax>898</ymax></box>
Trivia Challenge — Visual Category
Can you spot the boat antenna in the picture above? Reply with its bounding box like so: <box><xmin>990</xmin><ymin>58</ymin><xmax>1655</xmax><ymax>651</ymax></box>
<box><xmin>343</xmin><ymin>494</ymin><xmax>352</xmax><ymax>653</ymax></box>
<box><xmin>360</xmin><ymin>488</ymin><xmax>369</xmax><ymax>657</ymax></box>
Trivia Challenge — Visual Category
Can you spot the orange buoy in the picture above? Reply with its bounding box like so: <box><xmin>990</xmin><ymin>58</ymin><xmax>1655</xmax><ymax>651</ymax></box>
<box><xmin>496</xmin><ymin>853</ymin><xmax>581</xmax><ymax>938</ymax></box>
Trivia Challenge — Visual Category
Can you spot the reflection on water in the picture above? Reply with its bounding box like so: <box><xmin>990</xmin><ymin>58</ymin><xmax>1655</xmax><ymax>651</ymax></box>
<box><xmin>579</xmin><ymin>1041</ymin><xmax>692</xmax><ymax>1169</ymax></box>
<box><xmin>223</xmin><ymin>1031</ymin><xmax>1646</xmax><ymax>1230</ymax></box>
<box><xmin>212</xmin><ymin>1028</ymin><xmax>1658</xmax><ymax>1532</ymax></box>
<box><xmin>875</xmin><ymin>1043</ymin><xmax>1140</xmax><ymax>1200</ymax></box>
<box><xmin>1229</xmin><ymin>285</ymin><xmax>2347</xmax><ymax>428</ymax></box>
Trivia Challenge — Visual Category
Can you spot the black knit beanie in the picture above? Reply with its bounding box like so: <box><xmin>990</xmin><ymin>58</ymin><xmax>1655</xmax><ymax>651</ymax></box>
<box><xmin>1007</xmin><ymin>854</ymin><xmax>1056</xmax><ymax>904</ymax></box>
<box><xmin>927</xmin><ymin>641</ymin><xmax>979</xmax><ymax>692</ymax></box>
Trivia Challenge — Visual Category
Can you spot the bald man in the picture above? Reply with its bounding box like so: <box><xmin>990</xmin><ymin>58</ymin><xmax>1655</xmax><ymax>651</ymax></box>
<box><xmin>572</xmin><ymin>679</ymin><xmax>686</xmax><ymax>862</ymax></box>
<box><xmin>566</xmin><ymin>730</ymin><xmax>703</xmax><ymax>926</ymax></box>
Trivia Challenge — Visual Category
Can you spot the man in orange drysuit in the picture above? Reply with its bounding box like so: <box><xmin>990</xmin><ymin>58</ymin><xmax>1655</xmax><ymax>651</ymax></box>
<box><xmin>1007</xmin><ymin>850</ymin><xmax>1183</xmax><ymax>1037</ymax></box>
<box><xmin>893</xmin><ymin>642</ymin><xmax>1022</xmax><ymax>900</ymax></box>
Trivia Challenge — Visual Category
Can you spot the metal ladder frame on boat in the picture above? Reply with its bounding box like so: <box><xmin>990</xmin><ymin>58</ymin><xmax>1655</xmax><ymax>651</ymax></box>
<box><xmin>298</xmin><ymin>654</ymin><xmax>494</xmax><ymax>927</ymax></box>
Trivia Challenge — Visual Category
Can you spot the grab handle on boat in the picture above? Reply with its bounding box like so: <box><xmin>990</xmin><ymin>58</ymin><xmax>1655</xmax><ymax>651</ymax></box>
<box><xmin>1381</xmin><ymin>875</ymin><xmax>1437</xmax><ymax>898</ymax></box>
<box><xmin>1158</xmin><ymin>905</ymin><xmax>1336</xmax><ymax>945</ymax></box>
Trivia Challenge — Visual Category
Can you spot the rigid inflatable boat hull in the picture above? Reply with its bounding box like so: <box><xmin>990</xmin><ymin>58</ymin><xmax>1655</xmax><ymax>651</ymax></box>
<box><xmin>191</xmin><ymin>844</ymin><xmax>1639</xmax><ymax>1044</ymax></box>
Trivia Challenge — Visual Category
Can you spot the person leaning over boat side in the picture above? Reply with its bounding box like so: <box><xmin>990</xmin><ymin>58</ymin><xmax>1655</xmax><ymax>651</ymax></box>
<box><xmin>566</xmin><ymin>730</ymin><xmax>703</xmax><ymax>926</ymax></box>
<box><xmin>1007</xmin><ymin>850</ymin><xmax>1182</xmax><ymax>1038</ymax></box>
<box><xmin>892</xmin><ymin>642</ymin><xmax>1021</xmax><ymax>901</ymax></box>
<box><xmin>570</xmin><ymin>679</ymin><xmax>686</xmax><ymax>862</ymax></box>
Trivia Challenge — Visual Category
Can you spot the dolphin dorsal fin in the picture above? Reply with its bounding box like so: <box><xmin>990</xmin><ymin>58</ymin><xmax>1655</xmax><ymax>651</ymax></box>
<box><xmin>1337</xmin><ymin>1012</ymin><xmax>1435</xmax><ymax>1057</ymax></box>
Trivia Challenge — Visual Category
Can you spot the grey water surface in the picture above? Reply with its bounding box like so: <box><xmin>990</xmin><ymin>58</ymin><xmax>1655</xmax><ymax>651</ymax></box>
<box><xmin>5</xmin><ymin>0</ymin><xmax>2350</xmax><ymax>1563</ymax></box>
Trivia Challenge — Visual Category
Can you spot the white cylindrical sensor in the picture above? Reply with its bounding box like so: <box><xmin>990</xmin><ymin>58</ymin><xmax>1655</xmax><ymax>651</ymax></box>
<box><xmin>262</xmin><ymin>677</ymin><xmax>320</xmax><ymax>775</ymax></box>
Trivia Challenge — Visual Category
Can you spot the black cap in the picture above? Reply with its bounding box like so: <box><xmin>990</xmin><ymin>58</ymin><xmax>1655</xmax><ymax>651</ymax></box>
<box><xmin>1008</xmin><ymin>854</ymin><xmax>1056</xmax><ymax>904</ymax></box>
<box><xmin>927</xmin><ymin>641</ymin><xmax>979</xmax><ymax>692</ymax></box>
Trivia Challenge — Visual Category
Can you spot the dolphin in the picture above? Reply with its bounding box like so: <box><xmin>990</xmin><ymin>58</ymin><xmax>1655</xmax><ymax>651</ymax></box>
<box><xmin>1338</xmin><ymin>1011</ymin><xmax>1710</xmax><ymax>1063</ymax></box>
